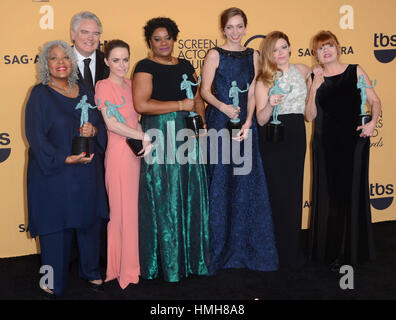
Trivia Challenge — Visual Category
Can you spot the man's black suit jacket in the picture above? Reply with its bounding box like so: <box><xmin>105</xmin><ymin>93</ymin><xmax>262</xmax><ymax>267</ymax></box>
<box><xmin>76</xmin><ymin>49</ymin><xmax>110</xmax><ymax>221</ymax></box>
<box><xmin>77</xmin><ymin>49</ymin><xmax>110</xmax><ymax>90</ymax></box>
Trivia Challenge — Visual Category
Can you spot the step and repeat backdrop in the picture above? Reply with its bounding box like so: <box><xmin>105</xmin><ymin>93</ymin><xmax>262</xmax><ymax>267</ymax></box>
<box><xmin>0</xmin><ymin>0</ymin><xmax>394</xmax><ymax>257</ymax></box>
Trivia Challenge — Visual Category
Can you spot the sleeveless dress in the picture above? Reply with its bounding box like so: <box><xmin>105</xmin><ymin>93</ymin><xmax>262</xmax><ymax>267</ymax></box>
<box><xmin>95</xmin><ymin>78</ymin><xmax>140</xmax><ymax>288</ymax></box>
<box><xmin>307</xmin><ymin>64</ymin><xmax>376</xmax><ymax>265</ymax></box>
<box><xmin>258</xmin><ymin>64</ymin><xmax>307</xmax><ymax>269</ymax></box>
<box><xmin>205</xmin><ymin>47</ymin><xmax>279</xmax><ymax>274</ymax></box>
<box><xmin>134</xmin><ymin>58</ymin><xmax>210</xmax><ymax>282</ymax></box>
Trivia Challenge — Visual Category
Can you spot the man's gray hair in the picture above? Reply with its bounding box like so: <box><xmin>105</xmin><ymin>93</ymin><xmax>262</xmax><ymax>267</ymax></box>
<box><xmin>70</xmin><ymin>11</ymin><xmax>102</xmax><ymax>34</ymax></box>
<box><xmin>38</xmin><ymin>40</ymin><xmax>79</xmax><ymax>86</ymax></box>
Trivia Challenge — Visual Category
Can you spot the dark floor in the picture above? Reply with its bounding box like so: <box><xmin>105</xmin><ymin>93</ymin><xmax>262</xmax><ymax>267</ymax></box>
<box><xmin>1</xmin><ymin>221</ymin><xmax>396</xmax><ymax>302</ymax></box>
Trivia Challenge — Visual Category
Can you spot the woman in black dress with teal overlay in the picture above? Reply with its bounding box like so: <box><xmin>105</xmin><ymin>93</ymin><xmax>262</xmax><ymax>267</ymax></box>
<box><xmin>200</xmin><ymin>8</ymin><xmax>278</xmax><ymax>274</ymax></box>
<box><xmin>305</xmin><ymin>31</ymin><xmax>381</xmax><ymax>270</ymax></box>
<box><xmin>132</xmin><ymin>17</ymin><xmax>209</xmax><ymax>282</ymax></box>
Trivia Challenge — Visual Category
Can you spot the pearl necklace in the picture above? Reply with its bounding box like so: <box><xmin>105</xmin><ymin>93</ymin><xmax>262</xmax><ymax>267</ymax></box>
<box><xmin>50</xmin><ymin>79</ymin><xmax>73</xmax><ymax>95</ymax></box>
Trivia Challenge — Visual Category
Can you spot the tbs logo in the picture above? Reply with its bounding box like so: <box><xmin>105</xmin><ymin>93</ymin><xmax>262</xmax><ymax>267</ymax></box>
<box><xmin>0</xmin><ymin>133</ymin><xmax>11</xmax><ymax>163</ymax></box>
<box><xmin>374</xmin><ymin>33</ymin><xmax>396</xmax><ymax>63</ymax></box>
<box><xmin>370</xmin><ymin>183</ymin><xmax>394</xmax><ymax>210</ymax></box>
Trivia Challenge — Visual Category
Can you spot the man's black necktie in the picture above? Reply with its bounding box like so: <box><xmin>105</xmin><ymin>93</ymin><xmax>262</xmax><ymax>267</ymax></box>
<box><xmin>83</xmin><ymin>58</ymin><xmax>94</xmax><ymax>91</ymax></box>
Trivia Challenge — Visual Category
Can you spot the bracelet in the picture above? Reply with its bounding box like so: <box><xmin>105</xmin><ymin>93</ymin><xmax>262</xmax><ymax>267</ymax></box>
<box><xmin>178</xmin><ymin>100</ymin><xmax>183</xmax><ymax>111</ymax></box>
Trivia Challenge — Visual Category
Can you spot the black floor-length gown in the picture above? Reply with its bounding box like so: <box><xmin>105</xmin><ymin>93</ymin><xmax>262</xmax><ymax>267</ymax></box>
<box><xmin>258</xmin><ymin>64</ymin><xmax>307</xmax><ymax>269</ymax></box>
<box><xmin>307</xmin><ymin>64</ymin><xmax>375</xmax><ymax>265</ymax></box>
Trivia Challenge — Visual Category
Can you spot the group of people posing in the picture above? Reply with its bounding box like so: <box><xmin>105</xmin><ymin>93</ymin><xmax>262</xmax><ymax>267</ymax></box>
<box><xmin>25</xmin><ymin>8</ymin><xmax>381</xmax><ymax>297</ymax></box>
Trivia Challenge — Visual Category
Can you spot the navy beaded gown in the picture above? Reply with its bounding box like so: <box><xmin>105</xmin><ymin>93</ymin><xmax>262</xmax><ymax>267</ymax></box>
<box><xmin>205</xmin><ymin>47</ymin><xmax>279</xmax><ymax>274</ymax></box>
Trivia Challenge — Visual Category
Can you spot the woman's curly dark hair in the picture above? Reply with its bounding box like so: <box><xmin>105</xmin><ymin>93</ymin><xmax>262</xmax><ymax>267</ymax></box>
<box><xmin>144</xmin><ymin>17</ymin><xmax>180</xmax><ymax>48</ymax></box>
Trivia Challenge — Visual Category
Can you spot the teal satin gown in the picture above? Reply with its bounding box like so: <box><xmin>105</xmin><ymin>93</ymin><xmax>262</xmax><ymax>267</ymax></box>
<box><xmin>134</xmin><ymin>59</ymin><xmax>210</xmax><ymax>282</ymax></box>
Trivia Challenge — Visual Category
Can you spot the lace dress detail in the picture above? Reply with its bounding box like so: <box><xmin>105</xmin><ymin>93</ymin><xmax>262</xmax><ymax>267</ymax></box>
<box><xmin>276</xmin><ymin>64</ymin><xmax>307</xmax><ymax>115</ymax></box>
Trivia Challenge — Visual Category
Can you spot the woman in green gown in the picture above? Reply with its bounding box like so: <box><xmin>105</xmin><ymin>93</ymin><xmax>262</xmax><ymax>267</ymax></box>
<box><xmin>132</xmin><ymin>17</ymin><xmax>209</xmax><ymax>282</ymax></box>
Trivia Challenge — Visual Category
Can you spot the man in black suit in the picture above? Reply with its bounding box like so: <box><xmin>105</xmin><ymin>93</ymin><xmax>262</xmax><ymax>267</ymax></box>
<box><xmin>70</xmin><ymin>11</ymin><xmax>109</xmax><ymax>92</ymax></box>
<box><xmin>69</xmin><ymin>11</ymin><xmax>109</xmax><ymax>290</ymax></box>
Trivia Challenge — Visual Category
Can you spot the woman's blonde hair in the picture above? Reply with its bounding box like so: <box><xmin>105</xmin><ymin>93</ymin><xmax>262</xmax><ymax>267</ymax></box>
<box><xmin>257</xmin><ymin>31</ymin><xmax>290</xmax><ymax>88</ymax></box>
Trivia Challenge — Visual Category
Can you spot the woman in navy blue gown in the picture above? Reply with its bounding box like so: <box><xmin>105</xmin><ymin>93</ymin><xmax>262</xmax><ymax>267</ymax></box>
<box><xmin>200</xmin><ymin>8</ymin><xmax>279</xmax><ymax>274</ymax></box>
<box><xmin>25</xmin><ymin>40</ymin><xmax>108</xmax><ymax>297</ymax></box>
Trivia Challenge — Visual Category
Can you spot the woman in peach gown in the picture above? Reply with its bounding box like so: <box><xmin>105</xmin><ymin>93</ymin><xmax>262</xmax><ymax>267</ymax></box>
<box><xmin>95</xmin><ymin>39</ymin><xmax>151</xmax><ymax>289</ymax></box>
